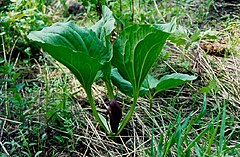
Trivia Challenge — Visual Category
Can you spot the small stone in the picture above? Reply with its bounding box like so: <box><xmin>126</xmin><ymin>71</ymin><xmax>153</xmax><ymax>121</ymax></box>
<box><xmin>68</xmin><ymin>1</ymin><xmax>86</xmax><ymax>15</ymax></box>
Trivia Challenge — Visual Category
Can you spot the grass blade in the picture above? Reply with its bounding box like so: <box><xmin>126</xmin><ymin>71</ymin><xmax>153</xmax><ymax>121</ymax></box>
<box><xmin>219</xmin><ymin>101</ymin><xmax>227</xmax><ymax>154</ymax></box>
<box><xmin>184</xmin><ymin>123</ymin><xmax>213</xmax><ymax>153</ymax></box>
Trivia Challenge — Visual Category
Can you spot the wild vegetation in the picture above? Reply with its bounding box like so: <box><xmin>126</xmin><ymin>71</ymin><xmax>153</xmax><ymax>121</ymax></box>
<box><xmin>0</xmin><ymin>0</ymin><xmax>239</xmax><ymax>156</ymax></box>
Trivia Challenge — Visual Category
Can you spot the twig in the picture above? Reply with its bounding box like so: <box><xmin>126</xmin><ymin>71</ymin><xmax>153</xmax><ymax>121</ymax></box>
<box><xmin>0</xmin><ymin>141</ymin><xmax>10</xmax><ymax>156</ymax></box>
<box><xmin>8</xmin><ymin>38</ymin><xmax>18</xmax><ymax>63</ymax></box>
<box><xmin>153</xmin><ymin>0</ymin><xmax>165</xmax><ymax>23</ymax></box>
<box><xmin>132</xmin><ymin>0</ymin><xmax>134</xmax><ymax>22</ymax></box>
<box><xmin>13</xmin><ymin>52</ymin><xmax>20</xmax><ymax>68</ymax></box>
<box><xmin>1</xmin><ymin>36</ymin><xmax>6</xmax><ymax>62</ymax></box>
<box><xmin>0</xmin><ymin>118</ymin><xmax>6</xmax><ymax>141</ymax></box>
<box><xmin>0</xmin><ymin>116</ymin><xmax>22</xmax><ymax>124</ymax></box>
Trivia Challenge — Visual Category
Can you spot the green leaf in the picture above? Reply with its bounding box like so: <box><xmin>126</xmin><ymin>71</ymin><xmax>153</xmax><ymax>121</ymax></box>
<box><xmin>27</xmin><ymin>18</ymin><xmax>113</xmax><ymax>135</ymax></box>
<box><xmin>142</xmin><ymin>74</ymin><xmax>160</xmax><ymax>89</ymax></box>
<box><xmin>112</xmin><ymin>22</ymin><xmax>175</xmax><ymax>91</ymax></box>
<box><xmin>111</xmin><ymin>68</ymin><xmax>133</xmax><ymax>96</ymax></box>
<box><xmin>200</xmin><ymin>79</ymin><xmax>218</xmax><ymax>94</ymax></box>
<box><xmin>219</xmin><ymin>101</ymin><xmax>226</xmax><ymax>153</ymax></box>
<box><xmin>190</xmin><ymin>29</ymin><xmax>201</xmax><ymax>42</ymax></box>
<box><xmin>91</xmin><ymin>5</ymin><xmax>115</xmax><ymax>43</ymax></box>
<box><xmin>201</xmin><ymin>29</ymin><xmax>218</xmax><ymax>39</ymax></box>
<box><xmin>155</xmin><ymin>73</ymin><xmax>197</xmax><ymax>94</ymax></box>
<box><xmin>27</xmin><ymin>22</ymin><xmax>109</xmax><ymax>89</ymax></box>
<box><xmin>28</xmin><ymin>22</ymin><xmax>109</xmax><ymax>63</ymax></box>
<box><xmin>16</xmin><ymin>83</ymin><xmax>25</xmax><ymax>92</ymax></box>
<box><xmin>91</xmin><ymin>6</ymin><xmax>115</xmax><ymax>98</ymax></box>
<box><xmin>91</xmin><ymin>5</ymin><xmax>114</xmax><ymax>58</ymax></box>
<box><xmin>184</xmin><ymin>123</ymin><xmax>213</xmax><ymax>153</ymax></box>
<box><xmin>153</xmin><ymin>18</ymin><xmax>177</xmax><ymax>33</ymax></box>
<box><xmin>113</xmin><ymin>20</ymin><xmax>176</xmax><ymax>135</ymax></box>
<box><xmin>168</xmin><ymin>25</ymin><xmax>188</xmax><ymax>46</ymax></box>
<box><xmin>111</xmin><ymin>68</ymin><xmax>149</xmax><ymax>97</ymax></box>
<box><xmin>98</xmin><ymin>113</ymin><xmax>111</xmax><ymax>133</ymax></box>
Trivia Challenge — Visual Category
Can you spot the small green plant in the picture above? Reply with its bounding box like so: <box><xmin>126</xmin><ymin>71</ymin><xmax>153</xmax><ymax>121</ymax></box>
<box><xmin>27</xmin><ymin>6</ymin><xmax>196</xmax><ymax>135</ymax></box>
<box><xmin>0</xmin><ymin>0</ymin><xmax>51</xmax><ymax>58</ymax></box>
<box><xmin>0</xmin><ymin>60</ymin><xmax>27</xmax><ymax>121</ymax></box>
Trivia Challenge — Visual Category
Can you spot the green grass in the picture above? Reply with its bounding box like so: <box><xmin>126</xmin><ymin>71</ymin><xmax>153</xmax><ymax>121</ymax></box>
<box><xmin>149</xmin><ymin>99</ymin><xmax>238</xmax><ymax>156</ymax></box>
<box><xmin>0</xmin><ymin>0</ymin><xmax>239</xmax><ymax>156</ymax></box>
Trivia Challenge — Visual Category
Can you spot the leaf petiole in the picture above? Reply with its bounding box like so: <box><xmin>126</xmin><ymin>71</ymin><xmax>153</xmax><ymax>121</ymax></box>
<box><xmin>105</xmin><ymin>80</ymin><xmax>115</xmax><ymax>100</ymax></box>
<box><xmin>85</xmin><ymin>87</ymin><xmax>110</xmax><ymax>134</ymax></box>
<box><xmin>117</xmin><ymin>89</ymin><xmax>139</xmax><ymax>135</ymax></box>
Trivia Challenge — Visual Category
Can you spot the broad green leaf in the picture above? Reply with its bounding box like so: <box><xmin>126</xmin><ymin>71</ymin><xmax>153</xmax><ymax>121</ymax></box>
<box><xmin>111</xmin><ymin>68</ymin><xmax>133</xmax><ymax>96</ymax></box>
<box><xmin>28</xmin><ymin>22</ymin><xmax>109</xmax><ymax>63</ymax></box>
<box><xmin>111</xmin><ymin>68</ymin><xmax>148</xmax><ymax>97</ymax></box>
<box><xmin>91</xmin><ymin>5</ymin><xmax>115</xmax><ymax>92</ymax></box>
<box><xmin>91</xmin><ymin>5</ymin><xmax>115</xmax><ymax>43</ymax></box>
<box><xmin>155</xmin><ymin>73</ymin><xmax>197</xmax><ymax>94</ymax></box>
<box><xmin>91</xmin><ymin>5</ymin><xmax>114</xmax><ymax>57</ymax></box>
<box><xmin>112</xmin><ymin>22</ymin><xmax>176</xmax><ymax>91</ymax></box>
<box><xmin>153</xmin><ymin>18</ymin><xmax>177</xmax><ymax>33</ymax></box>
<box><xmin>142</xmin><ymin>74</ymin><xmax>159</xmax><ymax>89</ymax></box>
<box><xmin>112</xmin><ymin>20</ymin><xmax>176</xmax><ymax>135</ymax></box>
<box><xmin>27</xmin><ymin>22</ymin><xmax>109</xmax><ymax>89</ymax></box>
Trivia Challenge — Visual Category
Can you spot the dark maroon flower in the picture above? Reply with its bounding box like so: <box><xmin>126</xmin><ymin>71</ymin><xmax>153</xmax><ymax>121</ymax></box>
<box><xmin>106</xmin><ymin>99</ymin><xmax>122</xmax><ymax>133</ymax></box>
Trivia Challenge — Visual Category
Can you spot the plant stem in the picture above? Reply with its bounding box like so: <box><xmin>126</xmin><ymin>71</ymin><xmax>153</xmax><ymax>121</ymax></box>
<box><xmin>119</xmin><ymin>0</ymin><xmax>123</xmax><ymax>29</ymax></box>
<box><xmin>119</xmin><ymin>0</ymin><xmax>122</xmax><ymax>12</ymax></box>
<box><xmin>62</xmin><ymin>73</ymin><xmax>67</xmax><ymax>110</ymax></box>
<box><xmin>5</xmin><ymin>80</ymin><xmax>10</xmax><ymax>118</ymax></box>
<box><xmin>44</xmin><ymin>64</ymin><xmax>49</xmax><ymax>123</ymax></box>
<box><xmin>132</xmin><ymin>0</ymin><xmax>135</xmax><ymax>22</ymax></box>
<box><xmin>85</xmin><ymin>87</ymin><xmax>108</xmax><ymax>133</ymax></box>
<box><xmin>105</xmin><ymin>81</ymin><xmax>115</xmax><ymax>100</ymax></box>
<box><xmin>117</xmin><ymin>89</ymin><xmax>139</xmax><ymax>135</ymax></box>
